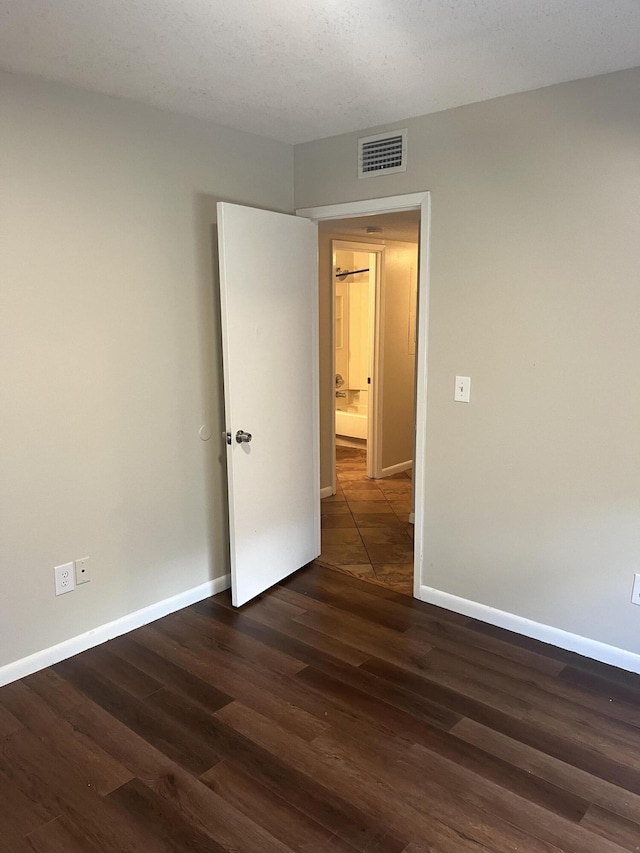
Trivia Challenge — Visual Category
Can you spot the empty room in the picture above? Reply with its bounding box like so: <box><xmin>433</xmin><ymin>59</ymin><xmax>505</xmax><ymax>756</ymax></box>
<box><xmin>2</xmin><ymin>1</ymin><xmax>640</xmax><ymax>850</ymax></box>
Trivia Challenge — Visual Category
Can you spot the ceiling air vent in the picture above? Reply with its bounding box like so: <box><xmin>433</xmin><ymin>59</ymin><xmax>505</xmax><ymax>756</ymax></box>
<box><xmin>358</xmin><ymin>129</ymin><xmax>407</xmax><ymax>179</ymax></box>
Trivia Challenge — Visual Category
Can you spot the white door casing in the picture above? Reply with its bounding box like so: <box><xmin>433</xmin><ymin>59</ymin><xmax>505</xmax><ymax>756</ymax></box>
<box><xmin>217</xmin><ymin>202</ymin><xmax>320</xmax><ymax>607</ymax></box>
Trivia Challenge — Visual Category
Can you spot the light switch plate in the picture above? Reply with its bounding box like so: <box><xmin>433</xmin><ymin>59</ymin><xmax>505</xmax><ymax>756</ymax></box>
<box><xmin>454</xmin><ymin>376</ymin><xmax>471</xmax><ymax>403</ymax></box>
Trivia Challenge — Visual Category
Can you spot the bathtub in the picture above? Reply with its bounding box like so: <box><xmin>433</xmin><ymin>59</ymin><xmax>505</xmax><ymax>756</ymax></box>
<box><xmin>335</xmin><ymin>409</ymin><xmax>367</xmax><ymax>440</ymax></box>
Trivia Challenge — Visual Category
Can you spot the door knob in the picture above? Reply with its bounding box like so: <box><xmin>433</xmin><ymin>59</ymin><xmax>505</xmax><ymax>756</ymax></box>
<box><xmin>235</xmin><ymin>429</ymin><xmax>252</xmax><ymax>444</ymax></box>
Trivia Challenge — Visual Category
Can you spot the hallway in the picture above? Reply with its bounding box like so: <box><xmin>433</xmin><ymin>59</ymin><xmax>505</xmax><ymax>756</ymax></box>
<box><xmin>320</xmin><ymin>446</ymin><xmax>414</xmax><ymax>595</ymax></box>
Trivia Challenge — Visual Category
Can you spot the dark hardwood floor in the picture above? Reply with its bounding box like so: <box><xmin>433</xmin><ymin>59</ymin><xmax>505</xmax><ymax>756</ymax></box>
<box><xmin>2</xmin><ymin>563</ymin><xmax>640</xmax><ymax>852</ymax></box>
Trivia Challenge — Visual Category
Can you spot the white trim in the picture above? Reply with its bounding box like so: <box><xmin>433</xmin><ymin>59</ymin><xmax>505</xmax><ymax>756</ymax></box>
<box><xmin>419</xmin><ymin>585</ymin><xmax>640</xmax><ymax>676</ymax></box>
<box><xmin>296</xmin><ymin>193</ymin><xmax>429</xmax><ymax>222</ymax></box>
<box><xmin>0</xmin><ymin>575</ymin><xmax>231</xmax><ymax>688</ymax></box>
<box><xmin>379</xmin><ymin>459</ymin><xmax>412</xmax><ymax>478</ymax></box>
<box><xmin>412</xmin><ymin>195</ymin><xmax>430</xmax><ymax>599</ymax></box>
<box><xmin>320</xmin><ymin>486</ymin><xmax>334</xmax><ymax>499</ymax></box>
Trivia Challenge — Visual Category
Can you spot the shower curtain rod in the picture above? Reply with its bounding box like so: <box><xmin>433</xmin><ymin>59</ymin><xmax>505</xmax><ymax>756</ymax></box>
<box><xmin>335</xmin><ymin>267</ymin><xmax>370</xmax><ymax>279</ymax></box>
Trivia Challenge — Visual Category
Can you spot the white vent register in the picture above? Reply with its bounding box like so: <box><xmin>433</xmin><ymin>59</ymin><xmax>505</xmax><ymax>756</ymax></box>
<box><xmin>358</xmin><ymin>129</ymin><xmax>407</xmax><ymax>178</ymax></box>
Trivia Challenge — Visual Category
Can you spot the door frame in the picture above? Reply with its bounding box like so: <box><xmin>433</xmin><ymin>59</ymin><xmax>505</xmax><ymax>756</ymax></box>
<box><xmin>331</xmin><ymin>240</ymin><xmax>385</xmax><ymax>480</ymax></box>
<box><xmin>297</xmin><ymin>192</ymin><xmax>430</xmax><ymax>599</ymax></box>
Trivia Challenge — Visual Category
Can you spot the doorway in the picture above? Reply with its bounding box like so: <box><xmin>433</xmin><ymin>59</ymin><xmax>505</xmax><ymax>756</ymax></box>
<box><xmin>296</xmin><ymin>196</ymin><xmax>429</xmax><ymax>598</ymax></box>
<box><xmin>216</xmin><ymin>192</ymin><xmax>429</xmax><ymax>609</ymax></box>
<box><xmin>333</xmin><ymin>241</ymin><xmax>380</xmax><ymax>475</ymax></box>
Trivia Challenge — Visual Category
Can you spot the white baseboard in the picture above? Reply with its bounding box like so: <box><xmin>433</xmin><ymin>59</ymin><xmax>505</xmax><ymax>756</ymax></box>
<box><xmin>0</xmin><ymin>574</ymin><xmax>231</xmax><ymax>688</ymax></box>
<box><xmin>419</xmin><ymin>584</ymin><xmax>640</xmax><ymax>676</ymax></box>
<box><xmin>320</xmin><ymin>486</ymin><xmax>334</xmax><ymax>499</ymax></box>
<box><xmin>379</xmin><ymin>459</ymin><xmax>412</xmax><ymax>478</ymax></box>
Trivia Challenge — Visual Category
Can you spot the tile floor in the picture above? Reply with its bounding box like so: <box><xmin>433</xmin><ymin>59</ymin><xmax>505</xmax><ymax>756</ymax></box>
<box><xmin>319</xmin><ymin>445</ymin><xmax>414</xmax><ymax>595</ymax></box>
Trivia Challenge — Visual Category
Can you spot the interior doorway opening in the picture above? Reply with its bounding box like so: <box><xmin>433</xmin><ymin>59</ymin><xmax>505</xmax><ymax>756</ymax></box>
<box><xmin>318</xmin><ymin>210</ymin><xmax>421</xmax><ymax>595</ymax></box>
<box><xmin>298</xmin><ymin>191</ymin><xmax>430</xmax><ymax>602</ymax></box>
<box><xmin>333</xmin><ymin>241</ymin><xmax>380</xmax><ymax>477</ymax></box>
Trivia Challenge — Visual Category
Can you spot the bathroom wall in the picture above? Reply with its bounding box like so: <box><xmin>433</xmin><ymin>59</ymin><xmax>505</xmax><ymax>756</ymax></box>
<box><xmin>342</xmin><ymin>251</ymin><xmax>371</xmax><ymax>395</ymax></box>
<box><xmin>334</xmin><ymin>250</ymin><xmax>353</xmax><ymax>389</ymax></box>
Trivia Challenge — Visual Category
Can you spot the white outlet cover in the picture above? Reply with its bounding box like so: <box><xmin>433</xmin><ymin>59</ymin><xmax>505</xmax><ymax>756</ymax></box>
<box><xmin>631</xmin><ymin>573</ymin><xmax>640</xmax><ymax>606</ymax></box>
<box><xmin>54</xmin><ymin>562</ymin><xmax>75</xmax><ymax>596</ymax></box>
<box><xmin>75</xmin><ymin>556</ymin><xmax>91</xmax><ymax>585</ymax></box>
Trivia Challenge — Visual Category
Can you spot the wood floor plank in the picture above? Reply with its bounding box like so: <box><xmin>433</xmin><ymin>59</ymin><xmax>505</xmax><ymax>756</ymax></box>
<box><xmin>406</xmin><ymin>743</ymin><xmax>627</xmax><ymax>853</ymax></box>
<box><xmin>23</xmin><ymin>668</ymin><xmax>88</xmax><ymax>716</ymax></box>
<box><xmin>173</xmin><ymin>606</ymin><xmax>306</xmax><ymax>676</ymax></box>
<box><xmin>420</xmin><ymin>648</ymin><xmax>640</xmax><ymax>753</ymax></box>
<box><xmin>467</xmin><ymin>619</ymin><xmax>640</xmax><ymax>686</ymax></box>
<box><xmin>0</xmin><ymin>703</ymin><xmax>22</xmax><ymax>738</ymax></box>
<box><xmin>0</xmin><ymin>680</ymin><xmax>133</xmax><ymax>795</ymax></box>
<box><xmin>107</xmin><ymin>632</ymin><xmax>239</xmax><ymax>714</ymax></box>
<box><xmin>192</xmin><ymin>597</ymin><xmax>391</xmax><ymax>681</ymax></box>
<box><xmin>308</xmin><ymin>681</ymin><xmax>589</xmax><ymax>823</ymax></box>
<box><xmin>302</xmin><ymin>564</ymin><xmax>471</xmax><ymax>624</ymax></box>
<box><xmin>1</xmin><ymin>565</ymin><xmax>639</xmax><ymax>851</ymax></box>
<box><xmin>383</xmin><ymin>647</ymin><xmax>532</xmax><ymax>717</ymax></box>
<box><xmin>146</xmin><ymin>616</ymin><xmax>454</xmax><ymax>752</ymax></box>
<box><xmin>580</xmin><ymin>804</ymin><xmax>640</xmax><ymax>852</ymax></box>
<box><xmin>281</xmin><ymin>570</ymin><xmax>416</xmax><ymax>632</ymax></box>
<box><xmin>361</xmin><ymin>656</ymin><xmax>640</xmax><ymax>795</ymax></box>
<box><xmin>452</xmin><ymin>717</ymin><xmax>640</xmax><ymax>826</ymax></box>
<box><xmin>0</xmin><ymin>728</ymin><xmax>176</xmax><ymax>853</ymax></box>
<box><xmin>142</xmin><ymin>687</ymin><xmax>402</xmax><ymax>851</ymax></box>
<box><xmin>311</xmin><ymin>725</ymin><xmax>576</xmax><ymax>853</ymax></box>
<box><xmin>107</xmin><ymin>777</ymin><xmax>228</xmax><ymax>852</ymax></box>
<box><xmin>216</xmin><ymin>700</ymin><xmax>542</xmax><ymax>853</ymax></box>
<box><xmin>143</xmin><ymin>617</ymin><xmax>331</xmax><ymax>741</ymax></box>
<box><xmin>201</xmin><ymin>759</ymin><xmax>349</xmax><ymax>852</ymax></box>
<box><xmin>52</xmin><ymin>656</ymin><xmax>223</xmax><ymax>775</ymax></box>
<box><xmin>404</xmin><ymin>619</ymin><xmax>565</xmax><ymax>677</ymax></box>
<box><xmin>29</xmin><ymin>671</ymin><xmax>297</xmax><ymax>853</ymax></box>
<box><xmin>78</xmin><ymin>644</ymin><xmax>164</xmax><ymax>699</ymax></box>
<box><xmin>0</xmin><ymin>763</ymin><xmax>54</xmax><ymax>840</ymax></box>
<box><xmin>215</xmin><ymin>589</ymin><xmax>372</xmax><ymax>666</ymax></box>
<box><xmin>25</xmin><ymin>815</ymin><xmax>104</xmax><ymax>853</ymax></box>
<box><xmin>44</xmin><ymin>658</ymin><xmax>397</xmax><ymax>851</ymax></box>
<box><xmin>557</xmin><ymin>664</ymin><xmax>640</xmax><ymax>725</ymax></box>
<box><xmin>293</xmin><ymin>602</ymin><xmax>434</xmax><ymax>675</ymax></box>
<box><xmin>187</xmin><ymin>601</ymin><xmax>461</xmax><ymax>732</ymax></box>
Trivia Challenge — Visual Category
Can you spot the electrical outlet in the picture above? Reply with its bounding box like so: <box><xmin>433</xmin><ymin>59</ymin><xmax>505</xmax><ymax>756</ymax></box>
<box><xmin>54</xmin><ymin>562</ymin><xmax>75</xmax><ymax>596</ymax></box>
<box><xmin>75</xmin><ymin>556</ymin><xmax>91</xmax><ymax>585</ymax></box>
<box><xmin>631</xmin><ymin>573</ymin><xmax>640</xmax><ymax>606</ymax></box>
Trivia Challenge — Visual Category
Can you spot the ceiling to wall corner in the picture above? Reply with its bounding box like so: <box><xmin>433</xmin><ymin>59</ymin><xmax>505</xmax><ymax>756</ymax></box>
<box><xmin>1</xmin><ymin>0</ymin><xmax>639</xmax><ymax>144</ymax></box>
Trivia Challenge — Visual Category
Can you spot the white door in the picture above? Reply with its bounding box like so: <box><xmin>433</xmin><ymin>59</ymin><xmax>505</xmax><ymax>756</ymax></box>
<box><xmin>217</xmin><ymin>202</ymin><xmax>320</xmax><ymax>606</ymax></box>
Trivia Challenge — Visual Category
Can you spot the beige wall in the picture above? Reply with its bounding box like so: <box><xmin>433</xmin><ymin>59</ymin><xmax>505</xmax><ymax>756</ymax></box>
<box><xmin>0</xmin><ymin>71</ymin><xmax>293</xmax><ymax>668</ymax></box>
<box><xmin>298</xmin><ymin>67</ymin><xmax>640</xmax><ymax>653</ymax></box>
<box><xmin>379</xmin><ymin>242</ymin><xmax>418</xmax><ymax>471</ymax></box>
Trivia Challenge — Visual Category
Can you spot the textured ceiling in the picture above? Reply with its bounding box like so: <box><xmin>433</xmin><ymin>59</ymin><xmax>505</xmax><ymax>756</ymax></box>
<box><xmin>320</xmin><ymin>211</ymin><xmax>420</xmax><ymax>244</ymax></box>
<box><xmin>1</xmin><ymin>1</ymin><xmax>640</xmax><ymax>144</ymax></box>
